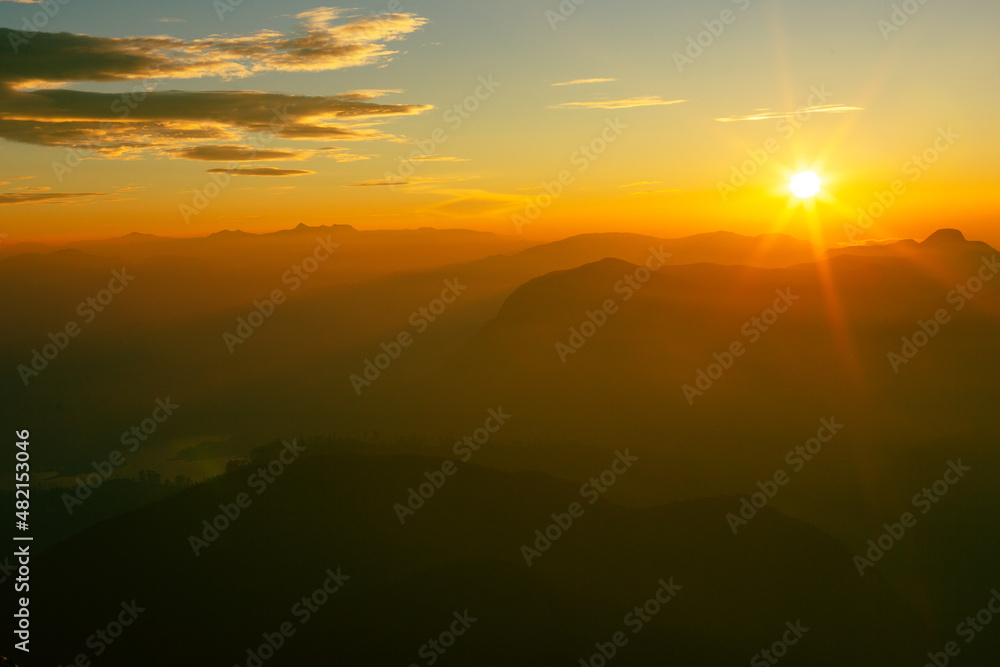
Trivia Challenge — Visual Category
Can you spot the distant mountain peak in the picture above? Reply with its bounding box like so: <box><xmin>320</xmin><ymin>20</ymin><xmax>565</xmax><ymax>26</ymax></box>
<box><xmin>275</xmin><ymin>223</ymin><xmax>357</xmax><ymax>235</ymax></box>
<box><xmin>922</xmin><ymin>228</ymin><xmax>967</xmax><ymax>245</ymax></box>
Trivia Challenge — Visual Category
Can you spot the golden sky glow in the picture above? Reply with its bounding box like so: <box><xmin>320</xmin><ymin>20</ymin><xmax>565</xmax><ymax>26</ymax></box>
<box><xmin>0</xmin><ymin>1</ymin><xmax>997</xmax><ymax>247</ymax></box>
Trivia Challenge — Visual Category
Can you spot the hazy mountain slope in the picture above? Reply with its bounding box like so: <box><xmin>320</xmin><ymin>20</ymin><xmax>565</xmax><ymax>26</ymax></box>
<box><xmin>0</xmin><ymin>227</ymin><xmax>811</xmax><ymax>349</ymax></box>
<box><xmin>2</xmin><ymin>230</ymin><xmax>996</xmax><ymax>481</ymax></box>
<box><xmin>0</xmin><ymin>227</ymin><xmax>824</xmax><ymax>472</ymax></box>
<box><xmin>510</xmin><ymin>231</ymin><xmax>817</xmax><ymax>269</ymax></box>
<box><xmin>0</xmin><ymin>225</ymin><xmax>532</xmax><ymax>345</ymax></box>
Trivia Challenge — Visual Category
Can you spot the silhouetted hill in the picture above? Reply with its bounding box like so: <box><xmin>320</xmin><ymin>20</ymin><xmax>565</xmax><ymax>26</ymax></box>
<box><xmin>828</xmin><ymin>228</ymin><xmax>996</xmax><ymax>266</ymax></box>
<box><xmin>17</xmin><ymin>453</ymin><xmax>937</xmax><ymax>666</ymax></box>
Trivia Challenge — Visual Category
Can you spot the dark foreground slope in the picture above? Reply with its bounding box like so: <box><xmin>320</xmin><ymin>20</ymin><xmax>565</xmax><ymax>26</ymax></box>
<box><xmin>16</xmin><ymin>452</ymin><xmax>945</xmax><ymax>666</ymax></box>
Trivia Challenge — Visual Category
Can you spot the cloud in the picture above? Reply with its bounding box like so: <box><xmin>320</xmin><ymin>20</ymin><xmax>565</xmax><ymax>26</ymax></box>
<box><xmin>206</xmin><ymin>168</ymin><xmax>314</xmax><ymax>176</ymax></box>
<box><xmin>155</xmin><ymin>18</ymin><xmax>186</xmax><ymax>23</ymax></box>
<box><xmin>551</xmin><ymin>78</ymin><xmax>617</xmax><ymax>87</ymax></box>
<box><xmin>324</xmin><ymin>153</ymin><xmax>371</xmax><ymax>162</ymax></box>
<box><xmin>0</xmin><ymin>10</ymin><xmax>432</xmax><ymax>164</ymax></box>
<box><xmin>0</xmin><ymin>191</ymin><xmax>106</xmax><ymax>205</ymax></box>
<box><xmin>344</xmin><ymin>176</ymin><xmax>464</xmax><ymax>187</ymax></box>
<box><xmin>549</xmin><ymin>96</ymin><xmax>686</xmax><ymax>110</ymax></box>
<box><xmin>408</xmin><ymin>156</ymin><xmax>469</xmax><ymax>162</ymax></box>
<box><xmin>0</xmin><ymin>82</ymin><xmax>429</xmax><ymax>154</ymax></box>
<box><xmin>336</xmin><ymin>89</ymin><xmax>405</xmax><ymax>99</ymax></box>
<box><xmin>346</xmin><ymin>179</ymin><xmax>407</xmax><ymax>186</ymax></box>
<box><xmin>715</xmin><ymin>104</ymin><xmax>864</xmax><ymax>123</ymax></box>
<box><xmin>0</xmin><ymin>87</ymin><xmax>427</xmax><ymax>131</ymax></box>
<box><xmin>423</xmin><ymin>189</ymin><xmax>523</xmax><ymax>216</ymax></box>
<box><xmin>619</xmin><ymin>181</ymin><xmax>663</xmax><ymax>188</ymax></box>
<box><xmin>0</xmin><ymin>10</ymin><xmax>428</xmax><ymax>86</ymax></box>
<box><xmin>169</xmin><ymin>145</ymin><xmax>309</xmax><ymax>161</ymax></box>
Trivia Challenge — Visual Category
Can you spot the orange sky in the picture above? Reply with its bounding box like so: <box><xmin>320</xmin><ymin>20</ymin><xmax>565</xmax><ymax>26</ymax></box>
<box><xmin>1</xmin><ymin>0</ymin><xmax>997</xmax><ymax>248</ymax></box>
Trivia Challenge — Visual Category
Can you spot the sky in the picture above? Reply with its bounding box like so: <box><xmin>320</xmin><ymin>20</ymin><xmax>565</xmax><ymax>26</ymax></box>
<box><xmin>0</xmin><ymin>0</ymin><xmax>997</xmax><ymax>246</ymax></box>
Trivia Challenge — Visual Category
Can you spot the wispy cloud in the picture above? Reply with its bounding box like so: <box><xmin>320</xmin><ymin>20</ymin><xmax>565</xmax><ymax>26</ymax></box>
<box><xmin>344</xmin><ymin>176</ymin><xmax>465</xmax><ymax>187</ymax></box>
<box><xmin>628</xmin><ymin>189</ymin><xmax>680</xmax><ymax>195</ymax></box>
<box><xmin>169</xmin><ymin>145</ymin><xmax>310</xmax><ymax>161</ymax></box>
<box><xmin>154</xmin><ymin>18</ymin><xmax>186</xmax><ymax>23</ymax></box>
<box><xmin>619</xmin><ymin>181</ymin><xmax>664</xmax><ymax>188</ymax></box>
<box><xmin>550</xmin><ymin>96</ymin><xmax>686</xmax><ymax>110</ymax></box>
<box><xmin>551</xmin><ymin>78</ymin><xmax>617</xmax><ymax>87</ymax></box>
<box><xmin>325</xmin><ymin>153</ymin><xmax>371</xmax><ymax>162</ymax></box>
<box><xmin>206</xmin><ymin>168</ymin><xmax>314</xmax><ymax>177</ymax></box>
<box><xmin>338</xmin><ymin>89</ymin><xmax>405</xmax><ymax>99</ymax></box>
<box><xmin>715</xmin><ymin>104</ymin><xmax>864</xmax><ymax>123</ymax></box>
<box><xmin>0</xmin><ymin>191</ymin><xmax>107</xmax><ymax>205</ymax></box>
<box><xmin>424</xmin><ymin>189</ymin><xmax>523</xmax><ymax>216</ymax></box>
<box><xmin>408</xmin><ymin>156</ymin><xmax>469</xmax><ymax>162</ymax></box>
<box><xmin>345</xmin><ymin>179</ymin><xmax>408</xmax><ymax>187</ymax></box>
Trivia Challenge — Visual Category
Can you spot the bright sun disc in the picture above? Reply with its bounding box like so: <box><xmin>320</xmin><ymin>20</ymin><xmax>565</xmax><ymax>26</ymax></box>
<box><xmin>790</xmin><ymin>171</ymin><xmax>822</xmax><ymax>199</ymax></box>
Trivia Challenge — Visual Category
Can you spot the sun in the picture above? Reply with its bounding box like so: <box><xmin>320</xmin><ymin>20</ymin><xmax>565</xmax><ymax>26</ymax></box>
<box><xmin>789</xmin><ymin>171</ymin><xmax>822</xmax><ymax>199</ymax></box>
